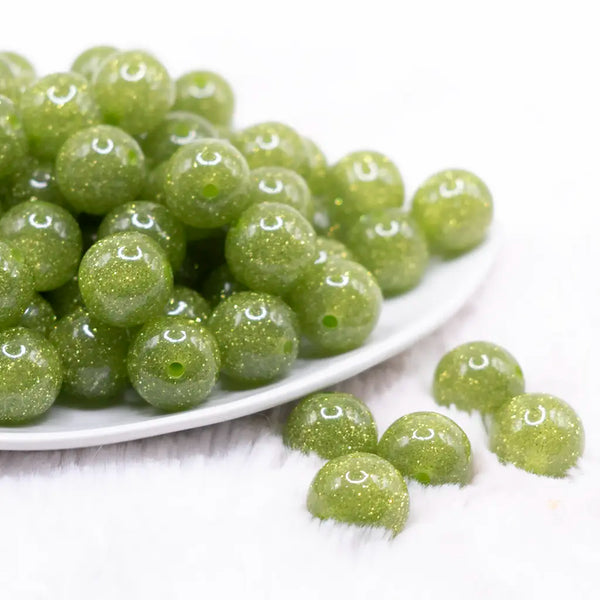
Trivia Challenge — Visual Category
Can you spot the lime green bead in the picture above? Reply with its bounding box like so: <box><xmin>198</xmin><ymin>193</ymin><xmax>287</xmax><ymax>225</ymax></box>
<box><xmin>174</xmin><ymin>70</ymin><xmax>234</xmax><ymax>126</ymax></box>
<box><xmin>0</xmin><ymin>95</ymin><xmax>27</xmax><ymax>178</ymax></box>
<box><xmin>248</xmin><ymin>166</ymin><xmax>314</xmax><ymax>219</ymax></box>
<box><xmin>302</xmin><ymin>137</ymin><xmax>329</xmax><ymax>196</ymax></box>
<box><xmin>490</xmin><ymin>394</ymin><xmax>584</xmax><ymax>477</ymax></box>
<box><xmin>18</xmin><ymin>293</ymin><xmax>56</xmax><ymax>336</ymax></box>
<box><xmin>288</xmin><ymin>257</ymin><xmax>382</xmax><ymax>355</ymax></box>
<box><xmin>98</xmin><ymin>201</ymin><xmax>186</xmax><ymax>270</ymax></box>
<box><xmin>71</xmin><ymin>46</ymin><xmax>118</xmax><ymax>81</ymax></box>
<box><xmin>0</xmin><ymin>326</ymin><xmax>62</xmax><ymax>423</ymax></box>
<box><xmin>411</xmin><ymin>169</ymin><xmax>493</xmax><ymax>255</ymax></box>
<box><xmin>345</xmin><ymin>209</ymin><xmax>429</xmax><ymax>296</ymax></box>
<box><xmin>93</xmin><ymin>50</ymin><xmax>175</xmax><ymax>135</ymax></box>
<box><xmin>434</xmin><ymin>341</ymin><xmax>525</xmax><ymax>414</ymax></box>
<box><xmin>314</xmin><ymin>237</ymin><xmax>354</xmax><ymax>265</ymax></box>
<box><xmin>143</xmin><ymin>111</ymin><xmax>217</xmax><ymax>164</ymax></box>
<box><xmin>127</xmin><ymin>315</ymin><xmax>220</xmax><ymax>411</ymax></box>
<box><xmin>19</xmin><ymin>72</ymin><xmax>100</xmax><ymax>159</ymax></box>
<box><xmin>143</xmin><ymin>161</ymin><xmax>169</xmax><ymax>205</ymax></box>
<box><xmin>45</xmin><ymin>275</ymin><xmax>83</xmax><ymax>318</ymax></box>
<box><xmin>78</xmin><ymin>232</ymin><xmax>173</xmax><ymax>327</ymax></box>
<box><xmin>0</xmin><ymin>52</ymin><xmax>35</xmax><ymax>100</ymax></box>
<box><xmin>0</xmin><ymin>240</ymin><xmax>35</xmax><ymax>329</ymax></box>
<box><xmin>164</xmin><ymin>285</ymin><xmax>210</xmax><ymax>323</ymax></box>
<box><xmin>208</xmin><ymin>291</ymin><xmax>299</xmax><ymax>385</ymax></box>
<box><xmin>165</xmin><ymin>139</ymin><xmax>250</xmax><ymax>228</ymax></box>
<box><xmin>0</xmin><ymin>201</ymin><xmax>82</xmax><ymax>291</ymax></box>
<box><xmin>307</xmin><ymin>452</ymin><xmax>409</xmax><ymax>535</ymax></box>
<box><xmin>201</xmin><ymin>264</ymin><xmax>247</xmax><ymax>307</ymax></box>
<box><xmin>284</xmin><ymin>392</ymin><xmax>378</xmax><ymax>458</ymax></box>
<box><xmin>226</xmin><ymin>202</ymin><xmax>316</xmax><ymax>296</ymax></box>
<box><xmin>56</xmin><ymin>124</ymin><xmax>145</xmax><ymax>215</ymax></box>
<box><xmin>378</xmin><ymin>412</ymin><xmax>472</xmax><ymax>485</ymax></box>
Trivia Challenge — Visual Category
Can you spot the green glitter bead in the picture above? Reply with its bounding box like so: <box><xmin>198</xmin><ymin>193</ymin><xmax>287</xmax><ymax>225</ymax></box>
<box><xmin>18</xmin><ymin>293</ymin><xmax>56</xmax><ymax>336</ymax></box>
<box><xmin>302</xmin><ymin>137</ymin><xmax>329</xmax><ymax>196</ymax></box>
<box><xmin>56</xmin><ymin>124</ymin><xmax>145</xmax><ymax>215</ymax></box>
<box><xmin>208</xmin><ymin>291</ymin><xmax>299</xmax><ymax>385</ymax></box>
<box><xmin>307</xmin><ymin>452</ymin><xmax>409</xmax><ymax>535</ymax></box>
<box><xmin>345</xmin><ymin>209</ymin><xmax>429</xmax><ymax>296</ymax></box>
<box><xmin>143</xmin><ymin>161</ymin><xmax>169</xmax><ymax>205</ymax></box>
<box><xmin>201</xmin><ymin>264</ymin><xmax>247</xmax><ymax>307</ymax></box>
<box><xmin>45</xmin><ymin>275</ymin><xmax>83</xmax><ymax>318</ymax></box>
<box><xmin>313</xmin><ymin>237</ymin><xmax>354</xmax><ymax>265</ymax></box>
<box><xmin>143</xmin><ymin>111</ymin><xmax>217</xmax><ymax>164</ymax></box>
<box><xmin>0</xmin><ymin>95</ymin><xmax>27</xmax><ymax>178</ymax></box>
<box><xmin>71</xmin><ymin>46</ymin><xmax>118</xmax><ymax>81</ymax></box>
<box><xmin>328</xmin><ymin>150</ymin><xmax>405</xmax><ymax>222</ymax></box>
<box><xmin>312</xmin><ymin>195</ymin><xmax>333</xmax><ymax>236</ymax></box>
<box><xmin>0</xmin><ymin>201</ymin><xmax>82</xmax><ymax>291</ymax></box>
<box><xmin>0</xmin><ymin>52</ymin><xmax>35</xmax><ymax>100</ymax></box>
<box><xmin>174</xmin><ymin>70</ymin><xmax>234</xmax><ymax>126</ymax></box>
<box><xmin>490</xmin><ymin>393</ymin><xmax>585</xmax><ymax>477</ymax></box>
<box><xmin>248</xmin><ymin>166</ymin><xmax>314</xmax><ymax>219</ymax></box>
<box><xmin>127</xmin><ymin>315</ymin><xmax>220</xmax><ymax>411</ymax></box>
<box><xmin>98</xmin><ymin>201</ymin><xmax>186</xmax><ymax>270</ymax></box>
<box><xmin>378</xmin><ymin>412</ymin><xmax>472</xmax><ymax>485</ymax></box>
<box><xmin>411</xmin><ymin>169</ymin><xmax>493</xmax><ymax>255</ymax></box>
<box><xmin>231</xmin><ymin>122</ymin><xmax>309</xmax><ymax>174</ymax></box>
<box><xmin>0</xmin><ymin>240</ymin><xmax>35</xmax><ymax>329</ymax></box>
<box><xmin>164</xmin><ymin>285</ymin><xmax>210</xmax><ymax>323</ymax></box>
<box><xmin>284</xmin><ymin>392</ymin><xmax>378</xmax><ymax>458</ymax></box>
<box><xmin>93</xmin><ymin>50</ymin><xmax>175</xmax><ymax>135</ymax></box>
<box><xmin>288</xmin><ymin>257</ymin><xmax>382</xmax><ymax>355</ymax></box>
<box><xmin>434</xmin><ymin>341</ymin><xmax>525</xmax><ymax>414</ymax></box>
<box><xmin>0</xmin><ymin>326</ymin><xmax>62</xmax><ymax>423</ymax></box>
<box><xmin>226</xmin><ymin>202</ymin><xmax>316</xmax><ymax>296</ymax></box>
<box><xmin>19</xmin><ymin>72</ymin><xmax>100</xmax><ymax>159</ymax></box>
<box><xmin>78</xmin><ymin>232</ymin><xmax>173</xmax><ymax>327</ymax></box>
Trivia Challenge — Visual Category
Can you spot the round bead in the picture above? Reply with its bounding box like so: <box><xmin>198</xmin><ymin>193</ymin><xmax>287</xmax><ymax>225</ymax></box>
<box><xmin>201</xmin><ymin>264</ymin><xmax>247</xmax><ymax>307</ymax></box>
<box><xmin>489</xmin><ymin>393</ymin><xmax>585</xmax><ymax>477</ymax></box>
<box><xmin>18</xmin><ymin>72</ymin><xmax>100</xmax><ymax>159</ymax></box>
<box><xmin>284</xmin><ymin>392</ymin><xmax>378</xmax><ymax>458</ymax></box>
<box><xmin>345</xmin><ymin>209</ymin><xmax>429</xmax><ymax>296</ymax></box>
<box><xmin>411</xmin><ymin>169</ymin><xmax>493</xmax><ymax>255</ymax></box>
<box><xmin>92</xmin><ymin>50</ymin><xmax>175</xmax><ymax>135</ymax></box>
<box><xmin>288</xmin><ymin>257</ymin><xmax>382</xmax><ymax>355</ymax></box>
<box><xmin>174</xmin><ymin>70</ymin><xmax>234</xmax><ymax>126</ymax></box>
<box><xmin>56</xmin><ymin>124</ymin><xmax>145</xmax><ymax>215</ymax></box>
<box><xmin>225</xmin><ymin>202</ymin><xmax>316</xmax><ymax>295</ymax></box>
<box><xmin>0</xmin><ymin>240</ymin><xmax>35</xmax><ymax>329</ymax></box>
<box><xmin>127</xmin><ymin>316</ymin><xmax>220</xmax><ymax>411</ymax></box>
<box><xmin>313</xmin><ymin>237</ymin><xmax>354</xmax><ymax>265</ymax></box>
<box><xmin>71</xmin><ymin>45</ymin><xmax>118</xmax><ymax>81</ymax></box>
<box><xmin>248</xmin><ymin>166</ymin><xmax>314</xmax><ymax>219</ymax></box>
<box><xmin>0</xmin><ymin>201</ymin><xmax>82</xmax><ymax>291</ymax></box>
<box><xmin>307</xmin><ymin>452</ymin><xmax>410</xmax><ymax>535</ymax></box>
<box><xmin>0</xmin><ymin>52</ymin><xmax>35</xmax><ymax>100</ymax></box>
<box><xmin>45</xmin><ymin>275</ymin><xmax>83</xmax><ymax>318</ymax></box>
<box><xmin>165</xmin><ymin>139</ymin><xmax>251</xmax><ymax>228</ymax></box>
<box><xmin>433</xmin><ymin>341</ymin><xmax>525</xmax><ymax>413</ymax></box>
<box><xmin>18</xmin><ymin>293</ymin><xmax>56</xmax><ymax>336</ymax></box>
<box><xmin>78</xmin><ymin>232</ymin><xmax>173</xmax><ymax>327</ymax></box>
<box><xmin>0</xmin><ymin>95</ymin><xmax>27</xmax><ymax>178</ymax></box>
<box><xmin>378</xmin><ymin>412</ymin><xmax>472</xmax><ymax>485</ymax></box>
<box><xmin>164</xmin><ymin>285</ymin><xmax>210</xmax><ymax>323</ymax></box>
<box><xmin>98</xmin><ymin>201</ymin><xmax>186</xmax><ymax>270</ymax></box>
<box><xmin>49</xmin><ymin>308</ymin><xmax>129</xmax><ymax>402</ymax></box>
<box><xmin>0</xmin><ymin>327</ymin><xmax>62</xmax><ymax>423</ymax></box>
<box><xmin>302</xmin><ymin>137</ymin><xmax>329</xmax><ymax>196</ymax></box>
<box><xmin>208</xmin><ymin>291</ymin><xmax>299</xmax><ymax>385</ymax></box>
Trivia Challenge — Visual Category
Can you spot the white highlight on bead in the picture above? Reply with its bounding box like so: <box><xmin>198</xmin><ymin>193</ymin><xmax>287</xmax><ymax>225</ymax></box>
<box><xmin>468</xmin><ymin>354</ymin><xmax>490</xmax><ymax>370</ymax></box>
<box><xmin>256</xmin><ymin>133</ymin><xmax>279</xmax><ymax>150</ymax></box>
<box><xmin>439</xmin><ymin>178</ymin><xmax>465</xmax><ymax>198</ymax></box>
<box><xmin>325</xmin><ymin>274</ymin><xmax>349</xmax><ymax>288</ymax></box>
<box><xmin>320</xmin><ymin>406</ymin><xmax>343</xmax><ymax>420</ymax></box>
<box><xmin>524</xmin><ymin>405</ymin><xmax>547</xmax><ymax>426</ymax></box>
<box><xmin>46</xmin><ymin>84</ymin><xmax>77</xmax><ymax>105</ymax></box>
<box><xmin>117</xmin><ymin>246</ymin><xmax>143</xmax><ymax>261</ymax></box>
<box><xmin>131</xmin><ymin>213</ymin><xmax>154</xmax><ymax>230</ymax></box>
<box><xmin>345</xmin><ymin>470</ymin><xmax>369</xmax><ymax>484</ymax></box>
<box><xmin>167</xmin><ymin>301</ymin><xmax>187</xmax><ymax>316</ymax></box>
<box><xmin>258</xmin><ymin>179</ymin><xmax>284</xmax><ymax>195</ymax></box>
<box><xmin>196</xmin><ymin>151</ymin><xmax>222</xmax><ymax>166</ymax></box>
<box><xmin>353</xmin><ymin>160</ymin><xmax>378</xmax><ymax>182</ymax></box>
<box><xmin>91</xmin><ymin>137</ymin><xmax>114</xmax><ymax>155</ymax></box>
<box><xmin>244</xmin><ymin>306</ymin><xmax>267</xmax><ymax>321</ymax></box>
<box><xmin>259</xmin><ymin>216</ymin><xmax>283</xmax><ymax>231</ymax></box>
<box><xmin>120</xmin><ymin>62</ymin><xmax>147</xmax><ymax>82</ymax></box>
<box><xmin>189</xmin><ymin>81</ymin><xmax>216</xmax><ymax>99</ymax></box>
<box><xmin>2</xmin><ymin>343</ymin><xmax>26</xmax><ymax>359</ymax></box>
<box><xmin>29</xmin><ymin>174</ymin><xmax>51</xmax><ymax>190</ymax></box>
<box><xmin>170</xmin><ymin>130</ymin><xmax>197</xmax><ymax>145</ymax></box>
<box><xmin>163</xmin><ymin>330</ymin><xmax>187</xmax><ymax>343</ymax></box>
<box><xmin>314</xmin><ymin>250</ymin><xmax>328</xmax><ymax>265</ymax></box>
<box><xmin>412</xmin><ymin>427</ymin><xmax>435</xmax><ymax>441</ymax></box>
<box><xmin>82</xmin><ymin>324</ymin><xmax>96</xmax><ymax>339</ymax></box>
<box><xmin>374</xmin><ymin>221</ymin><xmax>400</xmax><ymax>238</ymax></box>
<box><xmin>28</xmin><ymin>213</ymin><xmax>52</xmax><ymax>229</ymax></box>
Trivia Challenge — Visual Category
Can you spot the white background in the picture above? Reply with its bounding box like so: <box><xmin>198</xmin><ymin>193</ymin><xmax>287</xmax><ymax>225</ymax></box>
<box><xmin>1</xmin><ymin>1</ymin><xmax>599</xmax><ymax>598</ymax></box>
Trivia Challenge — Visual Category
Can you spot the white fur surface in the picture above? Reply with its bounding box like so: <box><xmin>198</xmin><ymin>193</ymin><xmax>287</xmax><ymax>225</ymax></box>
<box><xmin>1</xmin><ymin>2</ymin><xmax>599</xmax><ymax>598</ymax></box>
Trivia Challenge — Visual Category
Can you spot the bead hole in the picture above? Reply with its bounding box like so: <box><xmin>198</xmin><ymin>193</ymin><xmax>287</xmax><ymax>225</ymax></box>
<box><xmin>202</xmin><ymin>184</ymin><xmax>219</xmax><ymax>199</ymax></box>
<box><xmin>168</xmin><ymin>362</ymin><xmax>185</xmax><ymax>378</ymax></box>
<box><xmin>322</xmin><ymin>315</ymin><xmax>338</xmax><ymax>328</ymax></box>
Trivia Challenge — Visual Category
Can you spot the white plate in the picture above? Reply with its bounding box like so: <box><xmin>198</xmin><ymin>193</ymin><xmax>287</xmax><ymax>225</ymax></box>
<box><xmin>0</xmin><ymin>227</ymin><xmax>499</xmax><ymax>451</ymax></box>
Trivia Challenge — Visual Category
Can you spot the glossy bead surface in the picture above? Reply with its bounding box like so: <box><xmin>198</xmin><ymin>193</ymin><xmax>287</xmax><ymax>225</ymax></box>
<box><xmin>19</xmin><ymin>72</ymin><xmax>100</xmax><ymax>159</ymax></box>
<box><xmin>128</xmin><ymin>316</ymin><xmax>220</xmax><ymax>411</ymax></box>
<box><xmin>93</xmin><ymin>50</ymin><xmax>175</xmax><ymax>135</ymax></box>
<box><xmin>284</xmin><ymin>392</ymin><xmax>378</xmax><ymax>458</ymax></box>
<box><xmin>378</xmin><ymin>412</ymin><xmax>472</xmax><ymax>485</ymax></box>
<box><xmin>307</xmin><ymin>452</ymin><xmax>409</xmax><ymax>535</ymax></box>
<box><xmin>208</xmin><ymin>291</ymin><xmax>299</xmax><ymax>385</ymax></box>
<box><xmin>345</xmin><ymin>209</ymin><xmax>429</xmax><ymax>296</ymax></box>
<box><xmin>201</xmin><ymin>264</ymin><xmax>247</xmax><ymax>307</ymax></box>
<box><xmin>0</xmin><ymin>327</ymin><xmax>62</xmax><ymax>423</ymax></box>
<box><xmin>18</xmin><ymin>293</ymin><xmax>56</xmax><ymax>336</ymax></box>
<box><xmin>226</xmin><ymin>202</ymin><xmax>316</xmax><ymax>295</ymax></box>
<box><xmin>313</xmin><ymin>237</ymin><xmax>354</xmax><ymax>265</ymax></box>
<box><xmin>434</xmin><ymin>341</ymin><xmax>525</xmax><ymax>413</ymax></box>
<box><xmin>165</xmin><ymin>139</ymin><xmax>251</xmax><ymax>228</ymax></box>
<box><xmin>0</xmin><ymin>240</ymin><xmax>35</xmax><ymax>329</ymax></box>
<box><xmin>0</xmin><ymin>201</ymin><xmax>82</xmax><ymax>291</ymax></box>
<box><xmin>0</xmin><ymin>95</ymin><xmax>27</xmax><ymax>177</ymax></box>
<box><xmin>490</xmin><ymin>394</ymin><xmax>585</xmax><ymax>477</ymax></box>
<box><xmin>302</xmin><ymin>137</ymin><xmax>328</xmax><ymax>196</ymax></box>
<box><xmin>289</xmin><ymin>258</ymin><xmax>382</xmax><ymax>355</ymax></box>
<box><xmin>71</xmin><ymin>45</ymin><xmax>118</xmax><ymax>81</ymax></box>
<box><xmin>56</xmin><ymin>124</ymin><xmax>145</xmax><ymax>215</ymax></box>
<box><xmin>78</xmin><ymin>232</ymin><xmax>173</xmax><ymax>327</ymax></box>
<box><xmin>164</xmin><ymin>285</ymin><xmax>210</xmax><ymax>323</ymax></box>
<box><xmin>411</xmin><ymin>169</ymin><xmax>493</xmax><ymax>255</ymax></box>
<box><xmin>49</xmin><ymin>308</ymin><xmax>129</xmax><ymax>402</ymax></box>
<box><xmin>98</xmin><ymin>201</ymin><xmax>186</xmax><ymax>270</ymax></box>
<box><xmin>0</xmin><ymin>52</ymin><xmax>35</xmax><ymax>100</ymax></box>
